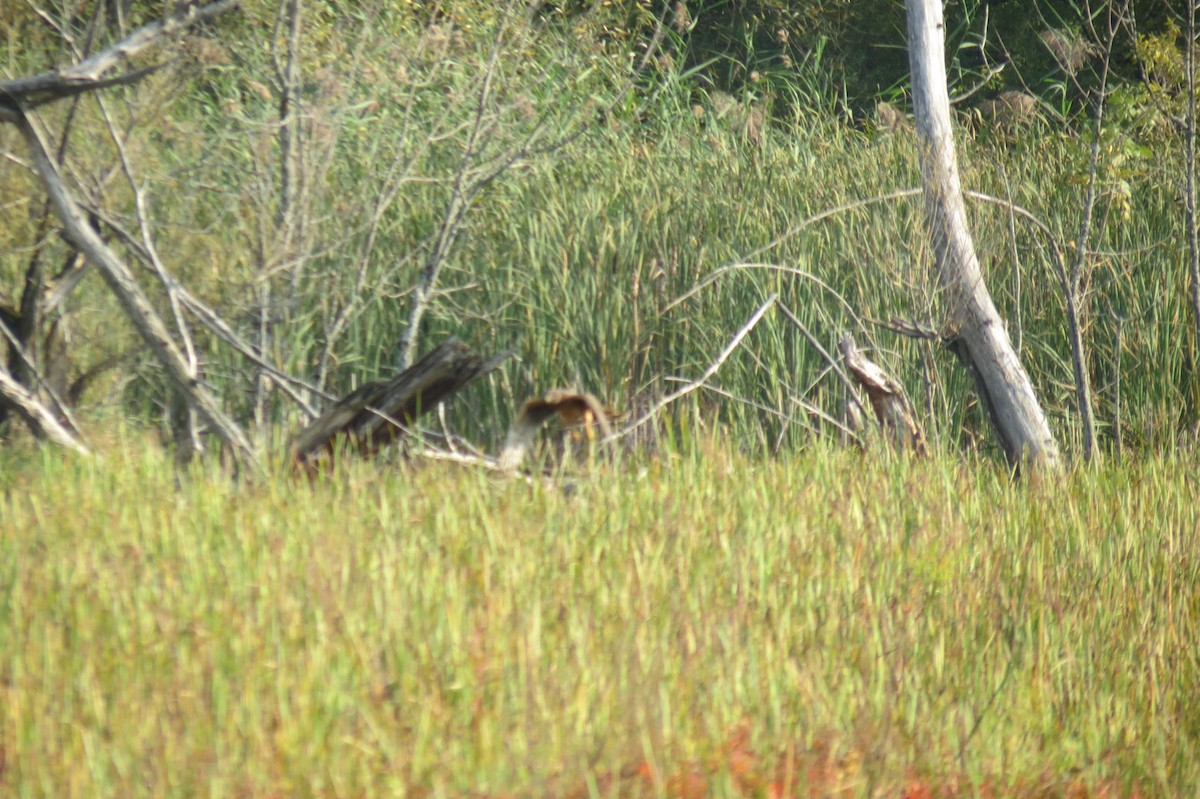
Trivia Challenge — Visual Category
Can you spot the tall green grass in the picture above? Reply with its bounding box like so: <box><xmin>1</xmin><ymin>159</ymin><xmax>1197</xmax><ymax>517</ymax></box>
<box><xmin>1</xmin><ymin>438</ymin><xmax>1198</xmax><ymax>797</ymax></box>
<box><xmin>0</xmin><ymin>4</ymin><xmax>1191</xmax><ymax>458</ymax></box>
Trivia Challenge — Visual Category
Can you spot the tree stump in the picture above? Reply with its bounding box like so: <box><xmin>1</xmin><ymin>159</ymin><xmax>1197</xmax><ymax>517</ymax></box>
<box><xmin>290</xmin><ymin>337</ymin><xmax>509</xmax><ymax>472</ymax></box>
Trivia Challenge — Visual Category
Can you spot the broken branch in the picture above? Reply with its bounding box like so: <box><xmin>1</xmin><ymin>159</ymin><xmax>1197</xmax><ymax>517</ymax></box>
<box><xmin>0</xmin><ymin>361</ymin><xmax>89</xmax><ymax>454</ymax></box>
<box><xmin>0</xmin><ymin>0</ymin><xmax>240</xmax><ymax>119</ymax></box>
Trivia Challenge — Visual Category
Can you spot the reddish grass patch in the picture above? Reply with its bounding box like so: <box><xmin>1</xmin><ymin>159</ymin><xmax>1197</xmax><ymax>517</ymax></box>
<box><xmin>557</xmin><ymin>725</ymin><xmax>1149</xmax><ymax>799</ymax></box>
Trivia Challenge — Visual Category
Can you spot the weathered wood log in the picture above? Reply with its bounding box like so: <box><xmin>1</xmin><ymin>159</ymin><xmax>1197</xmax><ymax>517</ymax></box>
<box><xmin>838</xmin><ymin>333</ymin><xmax>928</xmax><ymax>456</ymax></box>
<box><xmin>290</xmin><ymin>337</ymin><xmax>509</xmax><ymax>470</ymax></box>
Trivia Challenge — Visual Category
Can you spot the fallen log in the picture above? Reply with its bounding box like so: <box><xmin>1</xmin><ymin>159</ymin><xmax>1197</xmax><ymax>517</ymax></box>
<box><xmin>290</xmin><ymin>337</ymin><xmax>509</xmax><ymax>471</ymax></box>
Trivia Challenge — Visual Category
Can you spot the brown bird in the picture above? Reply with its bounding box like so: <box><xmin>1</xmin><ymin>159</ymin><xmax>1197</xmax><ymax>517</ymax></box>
<box><xmin>498</xmin><ymin>390</ymin><xmax>617</xmax><ymax>472</ymax></box>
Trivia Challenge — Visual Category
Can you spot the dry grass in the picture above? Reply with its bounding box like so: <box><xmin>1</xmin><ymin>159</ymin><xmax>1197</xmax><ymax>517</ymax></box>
<box><xmin>1</xmin><ymin>435</ymin><xmax>1197</xmax><ymax>797</ymax></box>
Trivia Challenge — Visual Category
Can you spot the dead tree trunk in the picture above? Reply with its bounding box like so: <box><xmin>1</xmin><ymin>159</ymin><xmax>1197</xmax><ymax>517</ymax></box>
<box><xmin>906</xmin><ymin>0</ymin><xmax>1060</xmax><ymax>471</ymax></box>
<box><xmin>0</xmin><ymin>361</ymin><xmax>89</xmax><ymax>455</ymax></box>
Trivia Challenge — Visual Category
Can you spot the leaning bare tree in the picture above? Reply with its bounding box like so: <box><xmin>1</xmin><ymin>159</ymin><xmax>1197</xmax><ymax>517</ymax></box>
<box><xmin>906</xmin><ymin>0</ymin><xmax>1062</xmax><ymax>471</ymax></box>
<box><xmin>1161</xmin><ymin>0</ymin><xmax>1200</xmax><ymax>420</ymax></box>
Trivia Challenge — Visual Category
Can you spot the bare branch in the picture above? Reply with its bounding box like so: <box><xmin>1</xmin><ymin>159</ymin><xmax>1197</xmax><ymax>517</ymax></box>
<box><xmin>394</xmin><ymin>2</ymin><xmax>669</xmax><ymax>369</ymax></box>
<box><xmin>604</xmin><ymin>294</ymin><xmax>778</xmax><ymax>445</ymax></box>
<box><xmin>87</xmin><ymin>207</ymin><xmax>328</xmax><ymax>416</ymax></box>
<box><xmin>97</xmin><ymin>94</ymin><xmax>200</xmax><ymax>375</ymax></box>
<box><xmin>665</xmin><ymin>263</ymin><xmax>867</xmax><ymax>329</ymax></box>
<box><xmin>950</xmin><ymin>63</ymin><xmax>1007</xmax><ymax>105</ymax></box>
<box><xmin>776</xmin><ymin>301</ymin><xmax>868</xmax><ymax>421</ymax></box>
<box><xmin>0</xmin><ymin>0</ymin><xmax>240</xmax><ymax>117</ymax></box>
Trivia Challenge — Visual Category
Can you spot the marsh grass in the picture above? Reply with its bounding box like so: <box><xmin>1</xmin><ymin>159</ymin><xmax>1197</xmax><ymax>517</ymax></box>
<box><xmin>2</xmin><ymin>4</ymin><xmax>1189</xmax><ymax>460</ymax></box>
<box><xmin>4</xmin><ymin>6</ymin><xmax>1200</xmax><ymax>798</ymax></box>
<box><xmin>2</xmin><ymin>437</ymin><xmax>1197</xmax><ymax>797</ymax></box>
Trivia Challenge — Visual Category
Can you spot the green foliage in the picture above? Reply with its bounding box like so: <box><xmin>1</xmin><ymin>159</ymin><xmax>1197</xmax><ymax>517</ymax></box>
<box><xmin>1136</xmin><ymin>18</ymin><xmax>1194</xmax><ymax>121</ymax></box>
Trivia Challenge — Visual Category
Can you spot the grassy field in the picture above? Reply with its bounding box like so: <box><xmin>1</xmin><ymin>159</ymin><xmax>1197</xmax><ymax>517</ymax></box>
<box><xmin>3</xmin><ymin>4</ymin><xmax>1200</xmax><ymax>797</ymax></box>
<box><xmin>2</xmin><ymin>435</ymin><xmax>1197</xmax><ymax>798</ymax></box>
